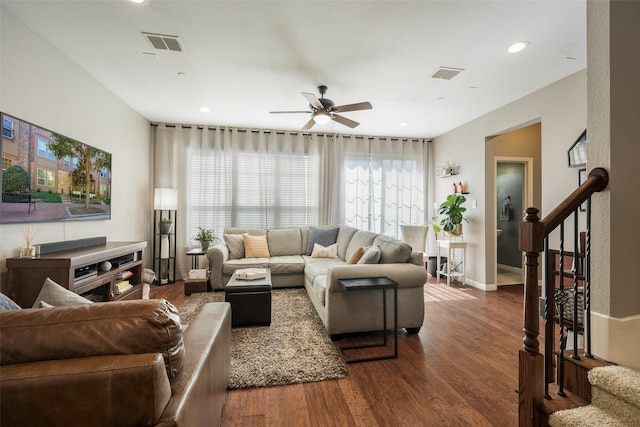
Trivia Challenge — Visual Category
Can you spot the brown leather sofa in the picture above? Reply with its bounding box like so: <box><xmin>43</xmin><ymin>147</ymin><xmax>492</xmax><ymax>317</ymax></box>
<box><xmin>0</xmin><ymin>299</ymin><xmax>231</xmax><ymax>427</ymax></box>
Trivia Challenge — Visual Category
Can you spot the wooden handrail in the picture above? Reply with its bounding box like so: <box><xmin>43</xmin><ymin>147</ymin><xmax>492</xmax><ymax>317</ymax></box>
<box><xmin>518</xmin><ymin>167</ymin><xmax>609</xmax><ymax>426</ymax></box>
<box><xmin>529</xmin><ymin>168</ymin><xmax>609</xmax><ymax>244</ymax></box>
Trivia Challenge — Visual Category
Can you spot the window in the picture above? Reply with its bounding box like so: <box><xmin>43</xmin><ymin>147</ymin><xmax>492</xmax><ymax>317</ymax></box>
<box><xmin>189</xmin><ymin>138</ymin><xmax>318</xmax><ymax>233</ymax></box>
<box><xmin>64</xmin><ymin>156</ymin><xmax>70</xmax><ymax>166</ymax></box>
<box><xmin>2</xmin><ymin>118</ymin><xmax>14</xmax><ymax>139</ymax></box>
<box><xmin>342</xmin><ymin>150</ymin><xmax>425</xmax><ymax>236</ymax></box>
<box><xmin>37</xmin><ymin>138</ymin><xmax>55</xmax><ymax>160</ymax></box>
<box><xmin>37</xmin><ymin>168</ymin><xmax>55</xmax><ymax>187</ymax></box>
<box><xmin>72</xmin><ymin>157</ymin><xmax>78</xmax><ymax>169</ymax></box>
<box><xmin>2</xmin><ymin>157</ymin><xmax>11</xmax><ymax>170</ymax></box>
<box><xmin>100</xmin><ymin>167</ymin><xmax>109</xmax><ymax>178</ymax></box>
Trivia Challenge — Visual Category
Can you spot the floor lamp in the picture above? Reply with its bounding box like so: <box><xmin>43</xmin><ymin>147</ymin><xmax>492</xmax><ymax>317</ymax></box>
<box><xmin>154</xmin><ymin>188</ymin><xmax>177</xmax><ymax>285</ymax></box>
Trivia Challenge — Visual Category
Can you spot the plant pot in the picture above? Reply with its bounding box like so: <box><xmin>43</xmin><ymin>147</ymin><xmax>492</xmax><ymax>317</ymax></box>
<box><xmin>200</xmin><ymin>241</ymin><xmax>210</xmax><ymax>250</ymax></box>
<box><xmin>159</xmin><ymin>222</ymin><xmax>173</xmax><ymax>235</ymax></box>
<box><xmin>446</xmin><ymin>224</ymin><xmax>463</xmax><ymax>236</ymax></box>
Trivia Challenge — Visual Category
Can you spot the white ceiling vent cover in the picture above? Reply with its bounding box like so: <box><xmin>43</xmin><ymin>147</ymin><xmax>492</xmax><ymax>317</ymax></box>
<box><xmin>142</xmin><ymin>32</ymin><xmax>183</xmax><ymax>52</ymax></box>
<box><xmin>431</xmin><ymin>67</ymin><xmax>464</xmax><ymax>80</ymax></box>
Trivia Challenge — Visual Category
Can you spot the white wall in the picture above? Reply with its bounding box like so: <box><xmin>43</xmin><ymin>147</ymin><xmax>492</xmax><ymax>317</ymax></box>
<box><xmin>432</xmin><ymin>70</ymin><xmax>587</xmax><ymax>288</ymax></box>
<box><xmin>0</xmin><ymin>8</ymin><xmax>152</xmax><ymax>283</ymax></box>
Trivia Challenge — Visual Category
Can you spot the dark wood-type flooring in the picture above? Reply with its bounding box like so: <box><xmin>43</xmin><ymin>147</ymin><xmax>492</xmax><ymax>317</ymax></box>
<box><xmin>150</xmin><ymin>277</ymin><xmax>524</xmax><ymax>426</ymax></box>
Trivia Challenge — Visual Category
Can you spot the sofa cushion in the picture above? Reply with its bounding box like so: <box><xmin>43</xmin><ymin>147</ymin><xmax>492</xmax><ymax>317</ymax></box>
<box><xmin>32</xmin><ymin>278</ymin><xmax>93</xmax><ymax>308</ymax></box>
<box><xmin>373</xmin><ymin>235</ymin><xmax>412</xmax><ymax>264</ymax></box>
<box><xmin>267</xmin><ymin>228</ymin><xmax>303</xmax><ymax>256</ymax></box>
<box><xmin>347</xmin><ymin>246</ymin><xmax>370</xmax><ymax>264</ymax></box>
<box><xmin>306</xmin><ymin>226</ymin><xmax>339</xmax><ymax>255</ymax></box>
<box><xmin>345</xmin><ymin>230</ymin><xmax>379</xmax><ymax>262</ymax></box>
<box><xmin>311</xmin><ymin>243</ymin><xmax>339</xmax><ymax>259</ymax></box>
<box><xmin>336</xmin><ymin>226</ymin><xmax>358</xmax><ymax>260</ymax></box>
<box><xmin>358</xmin><ymin>246</ymin><xmax>381</xmax><ymax>264</ymax></box>
<box><xmin>224</xmin><ymin>233</ymin><xmax>245</xmax><ymax>259</ymax></box>
<box><xmin>1</xmin><ymin>299</ymin><xmax>185</xmax><ymax>380</ymax></box>
<box><xmin>243</xmin><ymin>234</ymin><xmax>270</xmax><ymax>258</ymax></box>
<box><xmin>268</xmin><ymin>255</ymin><xmax>306</xmax><ymax>274</ymax></box>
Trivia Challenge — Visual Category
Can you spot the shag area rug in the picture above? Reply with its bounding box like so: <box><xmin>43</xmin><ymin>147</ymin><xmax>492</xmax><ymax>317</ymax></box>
<box><xmin>178</xmin><ymin>288</ymin><xmax>346</xmax><ymax>389</ymax></box>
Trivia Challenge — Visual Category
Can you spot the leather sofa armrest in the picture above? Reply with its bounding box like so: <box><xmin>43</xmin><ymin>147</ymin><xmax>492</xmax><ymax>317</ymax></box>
<box><xmin>207</xmin><ymin>243</ymin><xmax>229</xmax><ymax>290</ymax></box>
<box><xmin>1</xmin><ymin>353</ymin><xmax>171</xmax><ymax>427</ymax></box>
<box><xmin>326</xmin><ymin>263</ymin><xmax>428</xmax><ymax>293</ymax></box>
<box><xmin>155</xmin><ymin>302</ymin><xmax>231</xmax><ymax>427</ymax></box>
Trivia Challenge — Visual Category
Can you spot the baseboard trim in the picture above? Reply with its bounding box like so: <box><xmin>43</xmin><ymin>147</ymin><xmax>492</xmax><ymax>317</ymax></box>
<box><xmin>465</xmin><ymin>278</ymin><xmax>497</xmax><ymax>291</ymax></box>
<box><xmin>591</xmin><ymin>311</ymin><xmax>640</xmax><ymax>370</ymax></box>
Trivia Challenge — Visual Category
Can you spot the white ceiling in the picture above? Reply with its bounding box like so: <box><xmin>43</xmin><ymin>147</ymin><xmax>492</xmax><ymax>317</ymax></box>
<box><xmin>2</xmin><ymin>0</ymin><xmax>586</xmax><ymax>138</ymax></box>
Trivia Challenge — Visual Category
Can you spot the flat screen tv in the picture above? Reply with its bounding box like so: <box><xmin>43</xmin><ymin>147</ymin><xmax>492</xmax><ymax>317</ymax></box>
<box><xmin>1</xmin><ymin>112</ymin><xmax>111</xmax><ymax>223</ymax></box>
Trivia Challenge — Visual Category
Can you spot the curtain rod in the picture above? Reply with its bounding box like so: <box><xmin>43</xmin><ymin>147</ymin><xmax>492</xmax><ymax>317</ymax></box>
<box><xmin>150</xmin><ymin>123</ymin><xmax>425</xmax><ymax>143</ymax></box>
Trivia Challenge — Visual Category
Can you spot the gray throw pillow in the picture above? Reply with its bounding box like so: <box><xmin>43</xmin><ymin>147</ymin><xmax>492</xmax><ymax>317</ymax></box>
<box><xmin>306</xmin><ymin>226</ymin><xmax>339</xmax><ymax>255</ymax></box>
<box><xmin>32</xmin><ymin>277</ymin><xmax>93</xmax><ymax>308</ymax></box>
<box><xmin>358</xmin><ymin>246</ymin><xmax>381</xmax><ymax>264</ymax></box>
<box><xmin>224</xmin><ymin>233</ymin><xmax>245</xmax><ymax>259</ymax></box>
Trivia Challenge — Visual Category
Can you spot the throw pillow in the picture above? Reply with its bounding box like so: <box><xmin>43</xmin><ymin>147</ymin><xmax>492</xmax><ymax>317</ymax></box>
<box><xmin>38</xmin><ymin>300</ymin><xmax>54</xmax><ymax>308</ymax></box>
<box><xmin>32</xmin><ymin>277</ymin><xmax>93</xmax><ymax>308</ymax></box>
<box><xmin>357</xmin><ymin>246</ymin><xmax>381</xmax><ymax>264</ymax></box>
<box><xmin>306</xmin><ymin>226</ymin><xmax>339</xmax><ymax>255</ymax></box>
<box><xmin>0</xmin><ymin>292</ymin><xmax>21</xmax><ymax>310</ymax></box>
<box><xmin>311</xmin><ymin>243</ymin><xmax>339</xmax><ymax>259</ymax></box>
<box><xmin>224</xmin><ymin>234</ymin><xmax>246</xmax><ymax>259</ymax></box>
<box><xmin>347</xmin><ymin>246</ymin><xmax>371</xmax><ymax>264</ymax></box>
<box><xmin>243</xmin><ymin>233</ymin><xmax>270</xmax><ymax>258</ymax></box>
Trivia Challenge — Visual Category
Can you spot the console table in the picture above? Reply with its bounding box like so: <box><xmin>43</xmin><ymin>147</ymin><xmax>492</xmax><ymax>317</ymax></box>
<box><xmin>6</xmin><ymin>241</ymin><xmax>146</xmax><ymax>308</ymax></box>
<box><xmin>436</xmin><ymin>240</ymin><xmax>467</xmax><ymax>286</ymax></box>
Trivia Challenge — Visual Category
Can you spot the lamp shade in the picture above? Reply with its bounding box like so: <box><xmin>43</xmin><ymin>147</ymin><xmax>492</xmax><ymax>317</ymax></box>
<box><xmin>154</xmin><ymin>188</ymin><xmax>178</xmax><ymax>210</ymax></box>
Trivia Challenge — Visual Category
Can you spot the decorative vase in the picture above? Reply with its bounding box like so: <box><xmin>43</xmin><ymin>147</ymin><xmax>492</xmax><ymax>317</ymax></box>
<box><xmin>160</xmin><ymin>235</ymin><xmax>170</xmax><ymax>258</ymax></box>
<box><xmin>19</xmin><ymin>245</ymin><xmax>36</xmax><ymax>258</ymax></box>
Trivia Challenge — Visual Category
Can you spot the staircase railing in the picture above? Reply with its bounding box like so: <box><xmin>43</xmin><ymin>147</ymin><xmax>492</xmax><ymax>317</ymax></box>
<box><xmin>518</xmin><ymin>167</ymin><xmax>609</xmax><ymax>426</ymax></box>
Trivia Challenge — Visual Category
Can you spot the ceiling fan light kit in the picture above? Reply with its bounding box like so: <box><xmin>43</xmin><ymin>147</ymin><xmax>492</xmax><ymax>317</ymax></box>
<box><xmin>271</xmin><ymin>85</ymin><xmax>372</xmax><ymax>130</ymax></box>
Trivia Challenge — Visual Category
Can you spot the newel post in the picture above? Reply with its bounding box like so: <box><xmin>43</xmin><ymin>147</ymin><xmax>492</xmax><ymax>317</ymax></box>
<box><xmin>518</xmin><ymin>207</ymin><xmax>545</xmax><ymax>426</ymax></box>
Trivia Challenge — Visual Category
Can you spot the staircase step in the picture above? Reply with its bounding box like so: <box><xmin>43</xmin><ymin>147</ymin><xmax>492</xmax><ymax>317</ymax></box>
<box><xmin>556</xmin><ymin>350</ymin><xmax>613</xmax><ymax>401</ymax></box>
<box><xmin>589</xmin><ymin>366</ymin><xmax>640</xmax><ymax>409</ymax></box>
<box><xmin>549</xmin><ymin>404</ymin><xmax>635</xmax><ymax>426</ymax></box>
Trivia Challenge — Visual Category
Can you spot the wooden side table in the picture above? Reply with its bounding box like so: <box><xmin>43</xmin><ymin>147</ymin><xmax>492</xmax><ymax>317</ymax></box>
<box><xmin>436</xmin><ymin>240</ymin><xmax>467</xmax><ymax>286</ymax></box>
<box><xmin>337</xmin><ymin>277</ymin><xmax>398</xmax><ymax>363</ymax></box>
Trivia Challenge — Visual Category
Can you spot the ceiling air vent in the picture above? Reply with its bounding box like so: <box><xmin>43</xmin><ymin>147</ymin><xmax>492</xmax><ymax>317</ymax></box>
<box><xmin>142</xmin><ymin>32</ymin><xmax>183</xmax><ymax>52</ymax></box>
<box><xmin>430</xmin><ymin>67</ymin><xmax>464</xmax><ymax>80</ymax></box>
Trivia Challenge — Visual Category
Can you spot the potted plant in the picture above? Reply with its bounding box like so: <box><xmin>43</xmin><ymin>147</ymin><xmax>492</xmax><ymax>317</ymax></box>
<box><xmin>437</xmin><ymin>194</ymin><xmax>469</xmax><ymax>236</ymax></box>
<box><xmin>159</xmin><ymin>217</ymin><xmax>173</xmax><ymax>235</ymax></box>
<box><xmin>160</xmin><ymin>269</ymin><xmax>169</xmax><ymax>285</ymax></box>
<box><xmin>193</xmin><ymin>227</ymin><xmax>220</xmax><ymax>250</ymax></box>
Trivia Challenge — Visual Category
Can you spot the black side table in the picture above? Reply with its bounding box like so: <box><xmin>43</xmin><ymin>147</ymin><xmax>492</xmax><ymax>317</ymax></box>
<box><xmin>186</xmin><ymin>247</ymin><xmax>207</xmax><ymax>269</ymax></box>
<box><xmin>337</xmin><ymin>277</ymin><xmax>398</xmax><ymax>363</ymax></box>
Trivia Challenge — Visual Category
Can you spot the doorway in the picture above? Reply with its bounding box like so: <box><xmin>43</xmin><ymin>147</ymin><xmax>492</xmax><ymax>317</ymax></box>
<box><xmin>496</xmin><ymin>162</ymin><xmax>526</xmax><ymax>285</ymax></box>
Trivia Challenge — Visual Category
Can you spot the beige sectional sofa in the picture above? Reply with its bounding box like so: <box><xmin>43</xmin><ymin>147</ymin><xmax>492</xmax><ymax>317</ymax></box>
<box><xmin>207</xmin><ymin>225</ymin><xmax>427</xmax><ymax>336</ymax></box>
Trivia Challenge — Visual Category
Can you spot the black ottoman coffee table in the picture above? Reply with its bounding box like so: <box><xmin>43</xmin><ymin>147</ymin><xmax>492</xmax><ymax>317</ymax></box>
<box><xmin>225</xmin><ymin>268</ymin><xmax>272</xmax><ymax>327</ymax></box>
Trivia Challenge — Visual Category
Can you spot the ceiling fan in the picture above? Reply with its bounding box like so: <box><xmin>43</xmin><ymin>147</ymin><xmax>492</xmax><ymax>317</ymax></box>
<box><xmin>270</xmin><ymin>85</ymin><xmax>372</xmax><ymax>130</ymax></box>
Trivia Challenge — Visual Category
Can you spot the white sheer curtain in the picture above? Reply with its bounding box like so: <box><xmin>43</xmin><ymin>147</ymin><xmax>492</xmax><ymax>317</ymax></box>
<box><xmin>153</xmin><ymin>124</ymin><xmax>428</xmax><ymax>277</ymax></box>
<box><xmin>331</xmin><ymin>135</ymin><xmax>428</xmax><ymax>238</ymax></box>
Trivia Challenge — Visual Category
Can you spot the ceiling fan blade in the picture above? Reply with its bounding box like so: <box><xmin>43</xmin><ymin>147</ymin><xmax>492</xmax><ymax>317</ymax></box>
<box><xmin>333</xmin><ymin>101</ymin><xmax>373</xmax><ymax>113</ymax></box>
<box><xmin>301</xmin><ymin>118</ymin><xmax>316</xmax><ymax>131</ymax></box>
<box><xmin>332</xmin><ymin>114</ymin><xmax>360</xmax><ymax>128</ymax></box>
<box><xmin>270</xmin><ymin>110</ymin><xmax>312</xmax><ymax>114</ymax></box>
<box><xmin>302</xmin><ymin>92</ymin><xmax>323</xmax><ymax>110</ymax></box>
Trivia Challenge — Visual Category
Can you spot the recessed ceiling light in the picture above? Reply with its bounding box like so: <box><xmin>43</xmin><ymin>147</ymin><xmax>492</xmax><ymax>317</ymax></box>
<box><xmin>398</xmin><ymin>122</ymin><xmax>408</xmax><ymax>127</ymax></box>
<box><xmin>508</xmin><ymin>41</ymin><xmax>529</xmax><ymax>53</ymax></box>
<box><xmin>469</xmin><ymin>86</ymin><xmax>479</xmax><ymax>89</ymax></box>
<box><xmin>566</xmin><ymin>56</ymin><xmax>577</xmax><ymax>61</ymax></box>
<box><xmin>130</xmin><ymin>0</ymin><xmax>144</xmax><ymax>3</ymax></box>
<box><xmin>177</xmin><ymin>72</ymin><xmax>186</xmax><ymax>77</ymax></box>
<box><xmin>437</xmin><ymin>97</ymin><xmax>445</xmax><ymax>100</ymax></box>
<box><xmin>142</xmin><ymin>52</ymin><xmax>158</xmax><ymax>59</ymax></box>
<box><xmin>199</xmin><ymin>107</ymin><xmax>210</xmax><ymax>113</ymax></box>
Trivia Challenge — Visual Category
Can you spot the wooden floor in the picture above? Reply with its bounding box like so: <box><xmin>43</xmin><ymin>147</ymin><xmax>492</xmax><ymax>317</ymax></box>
<box><xmin>150</xmin><ymin>277</ymin><xmax>524</xmax><ymax>426</ymax></box>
